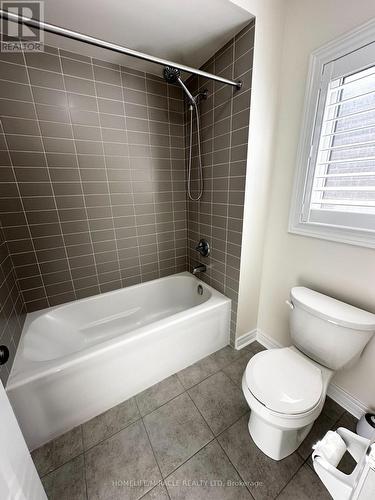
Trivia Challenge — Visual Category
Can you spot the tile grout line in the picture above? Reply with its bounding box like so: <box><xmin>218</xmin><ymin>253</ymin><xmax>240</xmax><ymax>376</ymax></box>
<box><xmin>23</xmin><ymin>51</ymin><xmax>79</xmax><ymax>303</ymax></box>
<box><xmin>0</xmin><ymin>105</ymin><xmax>185</xmax><ymax>136</ymax></box>
<box><xmin>36</xmin><ymin>448</ymin><xmax>85</xmax><ymax>479</ymax></box>
<box><xmin>2</xmin><ymin>44</ymin><xmax>252</xmax><ymax>88</ymax></box>
<box><xmin>35</xmin><ymin>343</ymin><xmax>347</xmax><ymax>499</ymax></box>
<box><xmin>2</xmin><ymin>126</ymin><xmax>248</xmax><ymax>145</ymax></box>
<box><xmin>144</xmin><ymin>75</ymin><xmax>161</xmax><ymax>280</ymax></box>
<box><xmin>184</xmin><ymin>372</ymin><xmax>249</xmax><ymax>437</ymax></box>
<box><xmin>0</xmin><ymin>119</ymin><xmax>50</xmax><ymax>307</ymax></box>
<box><xmin>167</xmin><ymin>79</ymin><xmax>178</xmax><ymax>274</ymax></box>
<box><xmin>1</xmin><ymin>49</ymin><xmax>189</xmax><ymax>303</ymax></box>
<box><xmin>34</xmin><ymin>347</ymin><xmax>251</xmax><ymax>477</ymax></box>
<box><xmin>139</xmin><ymin>417</ymin><xmax>172</xmax><ymax>499</ymax></box>
<box><xmin>80</xmin><ymin>426</ymin><xmax>89</xmax><ymax>500</ymax></box>
<box><xmin>31</xmin><ymin>349</ymin><xmax>255</xmax><ymax>478</ymax></box>
<box><xmin>120</xmin><ymin>69</ymin><xmax>143</xmax><ymax>284</ymax></box>
<box><xmin>273</xmin><ymin>460</ymin><xmax>307</xmax><ymax>499</ymax></box>
<box><xmin>158</xmin><ymin>408</ymin><xmax>257</xmax><ymax>496</ymax></box>
<box><xmin>214</xmin><ymin>431</ymin><xmax>256</xmax><ymax>500</ymax></box>
<box><xmin>133</xmin><ymin>395</ymin><xmax>172</xmax><ymax>499</ymax></box>
<box><xmin>57</xmin><ymin>48</ymin><xmax>101</xmax><ymax>296</ymax></box>
<box><xmin>90</xmin><ymin>55</ymin><xmax>123</xmax><ymax>291</ymax></box>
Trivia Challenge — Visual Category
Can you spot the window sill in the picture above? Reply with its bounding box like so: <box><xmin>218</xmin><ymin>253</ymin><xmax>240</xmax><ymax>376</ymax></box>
<box><xmin>288</xmin><ymin>220</ymin><xmax>375</xmax><ymax>250</ymax></box>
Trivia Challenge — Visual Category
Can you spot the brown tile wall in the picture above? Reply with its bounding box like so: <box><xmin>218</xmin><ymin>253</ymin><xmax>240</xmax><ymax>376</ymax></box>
<box><xmin>185</xmin><ymin>21</ymin><xmax>254</xmax><ymax>342</ymax></box>
<box><xmin>0</xmin><ymin>47</ymin><xmax>186</xmax><ymax>313</ymax></box>
<box><xmin>0</xmin><ymin>20</ymin><xmax>254</xmax><ymax>377</ymax></box>
<box><xmin>0</xmin><ymin>224</ymin><xmax>25</xmax><ymax>385</ymax></box>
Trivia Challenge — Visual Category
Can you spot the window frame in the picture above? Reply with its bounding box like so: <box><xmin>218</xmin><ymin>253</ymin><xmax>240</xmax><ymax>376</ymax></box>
<box><xmin>289</xmin><ymin>18</ymin><xmax>375</xmax><ymax>249</ymax></box>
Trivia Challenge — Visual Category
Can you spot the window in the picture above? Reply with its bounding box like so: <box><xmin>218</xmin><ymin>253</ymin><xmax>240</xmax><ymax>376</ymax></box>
<box><xmin>289</xmin><ymin>20</ymin><xmax>375</xmax><ymax>248</ymax></box>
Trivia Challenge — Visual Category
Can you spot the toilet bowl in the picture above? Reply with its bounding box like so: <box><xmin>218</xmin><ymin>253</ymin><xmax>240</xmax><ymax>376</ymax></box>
<box><xmin>242</xmin><ymin>287</ymin><xmax>375</xmax><ymax>461</ymax></box>
<box><xmin>242</xmin><ymin>346</ymin><xmax>333</xmax><ymax>460</ymax></box>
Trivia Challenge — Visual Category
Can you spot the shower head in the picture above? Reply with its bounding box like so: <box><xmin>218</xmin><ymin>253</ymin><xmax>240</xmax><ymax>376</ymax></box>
<box><xmin>163</xmin><ymin>66</ymin><xmax>196</xmax><ymax>106</ymax></box>
<box><xmin>163</xmin><ymin>66</ymin><xmax>181</xmax><ymax>84</ymax></box>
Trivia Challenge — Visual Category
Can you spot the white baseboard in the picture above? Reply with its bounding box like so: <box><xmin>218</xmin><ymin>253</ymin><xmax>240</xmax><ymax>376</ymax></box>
<box><xmin>256</xmin><ymin>329</ymin><xmax>282</xmax><ymax>349</ymax></box>
<box><xmin>326</xmin><ymin>384</ymin><xmax>368</xmax><ymax>420</ymax></box>
<box><xmin>242</xmin><ymin>328</ymin><xmax>368</xmax><ymax>419</ymax></box>
<box><xmin>235</xmin><ymin>329</ymin><xmax>257</xmax><ymax>350</ymax></box>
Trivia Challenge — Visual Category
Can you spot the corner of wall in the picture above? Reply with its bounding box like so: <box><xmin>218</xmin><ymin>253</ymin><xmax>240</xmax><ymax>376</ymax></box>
<box><xmin>235</xmin><ymin>0</ymin><xmax>287</xmax><ymax>339</ymax></box>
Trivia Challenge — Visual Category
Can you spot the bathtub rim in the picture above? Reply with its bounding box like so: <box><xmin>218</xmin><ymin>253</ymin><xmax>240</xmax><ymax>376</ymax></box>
<box><xmin>7</xmin><ymin>272</ymin><xmax>231</xmax><ymax>390</ymax></box>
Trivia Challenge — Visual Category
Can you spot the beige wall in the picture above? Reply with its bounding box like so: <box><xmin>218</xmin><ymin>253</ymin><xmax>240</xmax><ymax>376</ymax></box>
<box><xmin>255</xmin><ymin>0</ymin><xmax>375</xmax><ymax>409</ymax></box>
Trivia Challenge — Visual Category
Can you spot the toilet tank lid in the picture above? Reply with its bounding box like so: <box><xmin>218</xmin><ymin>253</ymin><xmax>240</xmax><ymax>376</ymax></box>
<box><xmin>291</xmin><ymin>287</ymin><xmax>375</xmax><ymax>331</ymax></box>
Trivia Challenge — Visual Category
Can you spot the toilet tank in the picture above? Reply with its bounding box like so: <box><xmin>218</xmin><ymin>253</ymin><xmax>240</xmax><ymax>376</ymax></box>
<box><xmin>289</xmin><ymin>287</ymin><xmax>375</xmax><ymax>371</ymax></box>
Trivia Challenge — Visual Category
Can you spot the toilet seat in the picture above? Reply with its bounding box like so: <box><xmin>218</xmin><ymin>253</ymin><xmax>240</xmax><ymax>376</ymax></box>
<box><xmin>245</xmin><ymin>348</ymin><xmax>323</xmax><ymax>415</ymax></box>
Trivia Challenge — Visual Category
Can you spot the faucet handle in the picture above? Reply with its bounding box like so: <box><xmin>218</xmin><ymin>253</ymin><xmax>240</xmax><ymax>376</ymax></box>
<box><xmin>195</xmin><ymin>239</ymin><xmax>210</xmax><ymax>257</ymax></box>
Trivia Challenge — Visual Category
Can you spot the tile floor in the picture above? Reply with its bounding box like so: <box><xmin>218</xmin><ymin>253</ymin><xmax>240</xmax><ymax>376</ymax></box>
<box><xmin>31</xmin><ymin>342</ymin><xmax>357</xmax><ymax>500</ymax></box>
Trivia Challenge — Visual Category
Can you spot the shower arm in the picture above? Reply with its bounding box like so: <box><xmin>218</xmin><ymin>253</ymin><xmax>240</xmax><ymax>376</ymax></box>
<box><xmin>0</xmin><ymin>9</ymin><xmax>243</xmax><ymax>90</ymax></box>
<box><xmin>176</xmin><ymin>77</ymin><xmax>196</xmax><ymax>106</ymax></box>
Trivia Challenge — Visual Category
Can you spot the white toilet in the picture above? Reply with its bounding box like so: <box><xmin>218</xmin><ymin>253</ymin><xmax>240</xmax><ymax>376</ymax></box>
<box><xmin>242</xmin><ymin>287</ymin><xmax>375</xmax><ymax>461</ymax></box>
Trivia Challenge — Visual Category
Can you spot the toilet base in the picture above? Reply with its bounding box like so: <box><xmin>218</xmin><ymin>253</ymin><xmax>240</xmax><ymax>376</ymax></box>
<box><xmin>248</xmin><ymin>411</ymin><xmax>314</xmax><ymax>461</ymax></box>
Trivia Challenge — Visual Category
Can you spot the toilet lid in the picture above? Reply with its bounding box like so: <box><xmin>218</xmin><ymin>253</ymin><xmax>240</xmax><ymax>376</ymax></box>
<box><xmin>245</xmin><ymin>348</ymin><xmax>323</xmax><ymax>415</ymax></box>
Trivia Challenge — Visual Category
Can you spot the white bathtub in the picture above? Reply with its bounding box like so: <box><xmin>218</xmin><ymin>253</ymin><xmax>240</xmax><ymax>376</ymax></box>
<box><xmin>6</xmin><ymin>272</ymin><xmax>230</xmax><ymax>450</ymax></box>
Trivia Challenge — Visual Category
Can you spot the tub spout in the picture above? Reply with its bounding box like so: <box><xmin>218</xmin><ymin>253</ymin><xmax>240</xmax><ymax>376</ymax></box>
<box><xmin>192</xmin><ymin>264</ymin><xmax>206</xmax><ymax>275</ymax></box>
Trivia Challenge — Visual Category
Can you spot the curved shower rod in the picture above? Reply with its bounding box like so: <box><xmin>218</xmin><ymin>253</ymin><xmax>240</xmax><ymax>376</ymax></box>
<box><xmin>0</xmin><ymin>9</ymin><xmax>243</xmax><ymax>90</ymax></box>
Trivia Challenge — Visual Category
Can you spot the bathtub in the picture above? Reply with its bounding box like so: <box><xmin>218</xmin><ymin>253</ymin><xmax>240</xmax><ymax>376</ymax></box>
<box><xmin>7</xmin><ymin>272</ymin><xmax>231</xmax><ymax>450</ymax></box>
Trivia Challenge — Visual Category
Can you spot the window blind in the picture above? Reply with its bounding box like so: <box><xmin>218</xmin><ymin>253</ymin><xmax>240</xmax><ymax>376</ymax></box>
<box><xmin>308</xmin><ymin>65</ymin><xmax>375</xmax><ymax>227</ymax></box>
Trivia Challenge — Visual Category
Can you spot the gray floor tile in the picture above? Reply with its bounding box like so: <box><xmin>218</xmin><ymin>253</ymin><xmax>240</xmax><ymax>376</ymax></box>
<box><xmin>218</xmin><ymin>414</ymin><xmax>303</xmax><ymax>500</ymax></box>
<box><xmin>276</xmin><ymin>464</ymin><xmax>330</xmax><ymax>500</ymax></box>
<box><xmin>82</xmin><ymin>396</ymin><xmax>140</xmax><ymax>449</ymax></box>
<box><xmin>222</xmin><ymin>350</ymin><xmax>255</xmax><ymax>386</ymax></box>
<box><xmin>85</xmin><ymin>420</ymin><xmax>161</xmax><ymax>500</ymax></box>
<box><xmin>166</xmin><ymin>440</ymin><xmax>253</xmax><ymax>500</ymax></box>
<box><xmin>334</xmin><ymin>411</ymin><xmax>358</xmax><ymax>432</ymax></box>
<box><xmin>136</xmin><ymin>374</ymin><xmax>185</xmax><ymax>416</ymax></box>
<box><xmin>177</xmin><ymin>355</ymin><xmax>220</xmax><ymax>389</ymax></box>
<box><xmin>42</xmin><ymin>455</ymin><xmax>86</xmax><ymax>500</ymax></box>
<box><xmin>143</xmin><ymin>392</ymin><xmax>213</xmax><ymax>477</ymax></box>
<box><xmin>244</xmin><ymin>342</ymin><xmax>266</xmax><ymax>355</ymax></box>
<box><xmin>321</xmin><ymin>396</ymin><xmax>346</xmax><ymax>423</ymax></box>
<box><xmin>188</xmin><ymin>371</ymin><xmax>248</xmax><ymax>435</ymax></box>
<box><xmin>28</xmin><ymin>350</ymin><xmax>348</xmax><ymax>500</ymax></box>
<box><xmin>140</xmin><ymin>483</ymin><xmax>169</xmax><ymax>499</ymax></box>
<box><xmin>31</xmin><ymin>425</ymin><xmax>83</xmax><ymax>476</ymax></box>
<box><xmin>209</xmin><ymin>346</ymin><xmax>245</xmax><ymax>369</ymax></box>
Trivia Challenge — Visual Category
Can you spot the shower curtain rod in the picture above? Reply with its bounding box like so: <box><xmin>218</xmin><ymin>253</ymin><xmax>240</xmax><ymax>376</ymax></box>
<box><xmin>0</xmin><ymin>9</ymin><xmax>243</xmax><ymax>89</ymax></box>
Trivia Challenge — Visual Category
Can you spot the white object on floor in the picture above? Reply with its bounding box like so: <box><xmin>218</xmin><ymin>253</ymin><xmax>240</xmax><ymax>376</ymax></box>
<box><xmin>6</xmin><ymin>272</ymin><xmax>231</xmax><ymax>450</ymax></box>
<box><xmin>312</xmin><ymin>430</ymin><xmax>347</xmax><ymax>467</ymax></box>
<box><xmin>0</xmin><ymin>380</ymin><xmax>47</xmax><ymax>500</ymax></box>
<box><xmin>313</xmin><ymin>427</ymin><xmax>375</xmax><ymax>500</ymax></box>
<box><xmin>242</xmin><ymin>287</ymin><xmax>375</xmax><ymax>461</ymax></box>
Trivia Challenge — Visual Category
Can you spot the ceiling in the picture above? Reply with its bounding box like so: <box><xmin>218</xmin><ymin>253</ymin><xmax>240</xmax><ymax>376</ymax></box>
<box><xmin>19</xmin><ymin>0</ymin><xmax>253</xmax><ymax>77</ymax></box>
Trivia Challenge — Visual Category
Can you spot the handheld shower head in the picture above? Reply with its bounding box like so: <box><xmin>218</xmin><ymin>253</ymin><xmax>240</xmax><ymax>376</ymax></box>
<box><xmin>163</xmin><ymin>66</ymin><xmax>195</xmax><ymax>106</ymax></box>
<box><xmin>163</xmin><ymin>66</ymin><xmax>204</xmax><ymax>201</ymax></box>
<box><xmin>163</xmin><ymin>66</ymin><xmax>181</xmax><ymax>84</ymax></box>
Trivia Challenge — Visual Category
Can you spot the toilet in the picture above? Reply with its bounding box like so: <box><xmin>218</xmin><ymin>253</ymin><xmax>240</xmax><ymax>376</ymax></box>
<box><xmin>242</xmin><ymin>287</ymin><xmax>375</xmax><ymax>461</ymax></box>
